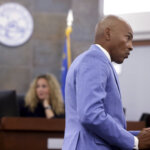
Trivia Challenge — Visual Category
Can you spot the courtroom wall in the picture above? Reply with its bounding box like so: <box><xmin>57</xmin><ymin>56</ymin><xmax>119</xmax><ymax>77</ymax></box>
<box><xmin>0</xmin><ymin>0</ymin><xmax>71</xmax><ymax>94</ymax></box>
<box><xmin>0</xmin><ymin>0</ymin><xmax>99</xmax><ymax>94</ymax></box>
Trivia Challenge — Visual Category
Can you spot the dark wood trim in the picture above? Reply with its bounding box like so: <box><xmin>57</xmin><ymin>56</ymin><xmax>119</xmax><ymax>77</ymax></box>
<box><xmin>0</xmin><ymin>117</ymin><xmax>65</xmax><ymax>131</ymax></box>
<box><xmin>133</xmin><ymin>40</ymin><xmax>150</xmax><ymax>46</ymax></box>
<box><xmin>127</xmin><ymin>121</ymin><xmax>145</xmax><ymax>131</ymax></box>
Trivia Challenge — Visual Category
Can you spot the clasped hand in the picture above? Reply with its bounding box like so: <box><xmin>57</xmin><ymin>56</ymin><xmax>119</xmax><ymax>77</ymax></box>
<box><xmin>137</xmin><ymin>128</ymin><xmax>150</xmax><ymax>149</ymax></box>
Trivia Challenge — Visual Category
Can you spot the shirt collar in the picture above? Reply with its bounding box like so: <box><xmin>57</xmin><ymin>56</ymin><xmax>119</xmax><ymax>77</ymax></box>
<box><xmin>95</xmin><ymin>44</ymin><xmax>111</xmax><ymax>62</ymax></box>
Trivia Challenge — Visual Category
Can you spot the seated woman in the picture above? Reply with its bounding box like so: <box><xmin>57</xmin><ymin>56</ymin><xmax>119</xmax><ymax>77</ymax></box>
<box><xmin>19</xmin><ymin>73</ymin><xmax>65</xmax><ymax>118</ymax></box>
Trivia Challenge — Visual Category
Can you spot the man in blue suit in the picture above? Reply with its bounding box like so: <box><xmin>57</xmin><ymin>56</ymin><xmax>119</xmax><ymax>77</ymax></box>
<box><xmin>63</xmin><ymin>15</ymin><xmax>150</xmax><ymax>150</ymax></box>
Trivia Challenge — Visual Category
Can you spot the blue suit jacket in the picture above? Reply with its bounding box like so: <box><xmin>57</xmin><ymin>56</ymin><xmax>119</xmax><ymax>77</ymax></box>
<box><xmin>63</xmin><ymin>45</ymin><xmax>139</xmax><ymax>150</ymax></box>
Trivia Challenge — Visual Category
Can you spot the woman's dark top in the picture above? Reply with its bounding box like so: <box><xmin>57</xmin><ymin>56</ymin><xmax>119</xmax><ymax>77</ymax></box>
<box><xmin>18</xmin><ymin>95</ymin><xmax>65</xmax><ymax>118</ymax></box>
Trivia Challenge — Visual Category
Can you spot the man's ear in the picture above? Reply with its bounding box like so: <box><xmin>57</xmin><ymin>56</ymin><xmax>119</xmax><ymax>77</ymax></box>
<box><xmin>104</xmin><ymin>28</ymin><xmax>111</xmax><ymax>41</ymax></box>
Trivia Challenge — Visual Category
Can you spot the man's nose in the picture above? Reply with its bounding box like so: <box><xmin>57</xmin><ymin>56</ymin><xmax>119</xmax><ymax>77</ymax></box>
<box><xmin>128</xmin><ymin>41</ymin><xmax>133</xmax><ymax>51</ymax></box>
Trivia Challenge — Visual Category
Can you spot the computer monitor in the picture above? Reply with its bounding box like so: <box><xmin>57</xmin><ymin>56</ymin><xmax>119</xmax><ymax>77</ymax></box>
<box><xmin>0</xmin><ymin>90</ymin><xmax>19</xmax><ymax>117</ymax></box>
<box><xmin>140</xmin><ymin>113</ymin><xmax>150</xmax><ymax>127</ymax></box>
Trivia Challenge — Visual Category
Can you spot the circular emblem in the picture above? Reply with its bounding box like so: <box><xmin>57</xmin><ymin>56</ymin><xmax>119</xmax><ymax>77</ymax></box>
<box><xmin>0</xmin><ymin>3</ymin><xmax>34</xmax><ymax>46</ymax></box>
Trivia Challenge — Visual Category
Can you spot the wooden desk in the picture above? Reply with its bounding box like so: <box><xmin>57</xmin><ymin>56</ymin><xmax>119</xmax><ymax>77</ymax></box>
<box><xmin>0</xmin><ymin>117</ymin><xmax>65</xmax><ymax>150</ymax></box>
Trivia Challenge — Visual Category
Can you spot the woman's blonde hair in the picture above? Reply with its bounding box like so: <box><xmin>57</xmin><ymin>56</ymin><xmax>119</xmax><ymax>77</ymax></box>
<box><xmin>25</xmin><ymin>73</ymin><xmax>64</xmax><ymax>115</ymax></box>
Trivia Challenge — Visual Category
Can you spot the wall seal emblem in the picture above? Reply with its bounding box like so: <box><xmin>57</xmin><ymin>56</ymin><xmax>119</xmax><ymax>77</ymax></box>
<box><xmin>0</xmin><ymin>3</ymin><xmax>34</xmax><ymax>47</ymax></box>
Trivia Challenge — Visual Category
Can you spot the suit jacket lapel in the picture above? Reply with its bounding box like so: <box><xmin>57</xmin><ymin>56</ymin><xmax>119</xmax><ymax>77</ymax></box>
<box><xmin>109</xmin><ymin>61</ymin><xmax>121</xmax><ymax>96</ymax></box>
<box><xmin>92</xmin><ymin>44</ymin><xmax>121</xmax><ymax>96</ymax></box>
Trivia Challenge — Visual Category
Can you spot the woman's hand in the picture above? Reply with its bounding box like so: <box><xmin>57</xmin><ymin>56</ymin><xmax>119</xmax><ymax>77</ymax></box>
<box><xmin>41</xmin><ymin>95</ymin><xmax>54</xmax><ymax>119</ymax></box>
<box><xmin>42</xmin><ymin>96</ymin><xmax>50</xmax><ymax>108</ymax></box>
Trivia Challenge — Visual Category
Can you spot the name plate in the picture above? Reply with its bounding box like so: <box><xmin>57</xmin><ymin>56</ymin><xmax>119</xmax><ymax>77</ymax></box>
<box><xmin>47</xmin><ymin>138</ymin><xmax>64</xmax><ymax>149</ymax></box>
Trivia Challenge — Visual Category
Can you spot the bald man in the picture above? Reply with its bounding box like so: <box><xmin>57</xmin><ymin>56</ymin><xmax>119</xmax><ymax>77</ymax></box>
<box><xmin>62</xmin><ymin>15</ymin><xmax>150</xmax><ymax>150</ymax></box>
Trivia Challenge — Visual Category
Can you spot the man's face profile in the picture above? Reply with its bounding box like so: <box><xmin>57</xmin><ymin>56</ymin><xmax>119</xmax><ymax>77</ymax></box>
<box><xmin>109</xmin><ymin>21</ymin><xmax>133</xmax><ymax>64</ymax></box>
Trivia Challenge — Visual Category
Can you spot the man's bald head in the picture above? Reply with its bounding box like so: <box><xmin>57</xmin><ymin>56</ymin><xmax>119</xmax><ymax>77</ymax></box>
<box><xmin>95</xmin><ymin>15</ymin><xmax>132</xmax><ymax>44</ymax></box>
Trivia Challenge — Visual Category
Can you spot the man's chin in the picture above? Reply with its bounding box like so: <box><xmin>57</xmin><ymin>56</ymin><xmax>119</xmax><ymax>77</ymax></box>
<box><xmin>114</xmin><ymin>60</ymin><xmax>124</xmax><ymax>64</ymax></box>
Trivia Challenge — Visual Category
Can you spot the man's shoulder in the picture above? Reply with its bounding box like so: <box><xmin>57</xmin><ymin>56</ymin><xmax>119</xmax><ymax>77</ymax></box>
<box><xmin>81</xmin><ymin>45</ymin><xmax>108</xmax><ymax>64</ymax></box>
<box><xmin>69</xmin><ymin>44</ymin><xmax>109</xmax><ymax>73</ymax></box>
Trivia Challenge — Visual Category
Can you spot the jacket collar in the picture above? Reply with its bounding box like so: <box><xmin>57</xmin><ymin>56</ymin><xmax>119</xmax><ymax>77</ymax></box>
<box><xmin>95</xmin><ymin>44</ymin><xmax>111</xmax><ymax>62</ymax></box>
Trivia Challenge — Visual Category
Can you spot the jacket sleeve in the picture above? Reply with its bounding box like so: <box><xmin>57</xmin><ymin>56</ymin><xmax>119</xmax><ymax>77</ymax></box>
<box><xmin>129</xmin><ymin>131</ymin><xmax>140</xmax><ymax>136</ymax></box>
<box><xmin>76</xmin><ymin>54</ymin><xmax>134</xmax><ymax>150</ymax></box>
